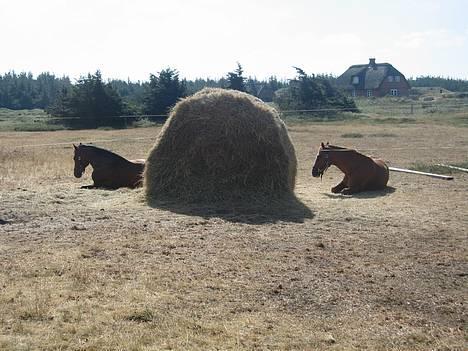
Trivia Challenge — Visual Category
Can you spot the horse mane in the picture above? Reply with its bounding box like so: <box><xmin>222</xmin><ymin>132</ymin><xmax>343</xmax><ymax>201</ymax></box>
<box><xmin>80</xmin><ymin>144</ymin><xmax>129</xmax><ymax>162</ymax></box>
<box><xmin>322</xmin><ymin>144</ymin><xmax>354</xmax><ymax>152</ymax></box>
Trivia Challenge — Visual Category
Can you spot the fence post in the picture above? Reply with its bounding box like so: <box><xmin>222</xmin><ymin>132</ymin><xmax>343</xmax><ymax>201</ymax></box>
<box><xmin>410</xmin><ymin>103</ymin><xmax>414</xmax><ymax>114</ymax></box>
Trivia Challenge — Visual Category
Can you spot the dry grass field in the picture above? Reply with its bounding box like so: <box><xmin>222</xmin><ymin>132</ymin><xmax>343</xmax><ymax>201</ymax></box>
<box><xmin>0</xmin><ymin>119</ymin><xmax>467</xmax><ymax>350</ymax></box>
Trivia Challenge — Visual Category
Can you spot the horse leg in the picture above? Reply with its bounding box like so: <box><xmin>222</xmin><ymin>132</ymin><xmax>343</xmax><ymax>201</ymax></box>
<box><xmin>342</xmin><ymin>187</ymin><xmax>358</xmax><ymax>195</ymax></box>
<box><xmin>340</xmin><ymin>178</ymin><xmax>362</xmax><ymax>194</ymax></box>
<box><xmin>91</xmin><ymin>170</ymin><xmax>114</xmax><ymax>189</ymax></box>
<box><xmin>80</xmin><ymin>184</ymin><xmax>97</xmax><ymax>189</ymax></box>
<box><xmin>331</xmin><ymin>175</ymin><xmax>348</xmax><ymax>193</ymax></box>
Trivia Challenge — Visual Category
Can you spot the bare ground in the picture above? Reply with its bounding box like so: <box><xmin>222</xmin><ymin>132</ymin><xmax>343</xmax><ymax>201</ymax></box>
<box><xmin>0</xmin><ymin>122</ymin><xmax>466</xmax><ymax>350</ymax></box>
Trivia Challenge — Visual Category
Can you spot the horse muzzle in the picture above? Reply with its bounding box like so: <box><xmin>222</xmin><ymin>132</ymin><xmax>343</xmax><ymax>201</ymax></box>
<box><xmin>312</xmin><ymin>167</ymin><xmax>321</xmax><ymax>178</ymax></box>
<box><xmin>74</xmin><ymin>169</ymin><xmax>84</xmax><ymax>178</ymax></box>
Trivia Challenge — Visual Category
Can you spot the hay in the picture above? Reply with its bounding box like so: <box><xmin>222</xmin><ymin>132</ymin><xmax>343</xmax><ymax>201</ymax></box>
<box><xmin>144</xmin><ymin>88</ymin><xmax>297</xmax><ymax>203</ymax></box>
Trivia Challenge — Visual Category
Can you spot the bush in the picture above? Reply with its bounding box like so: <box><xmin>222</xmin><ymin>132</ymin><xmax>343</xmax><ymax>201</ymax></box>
<box><xmin>273</xmin><ymin>68</ymin><xmax>357</xmax><ymax>113</ymax></box>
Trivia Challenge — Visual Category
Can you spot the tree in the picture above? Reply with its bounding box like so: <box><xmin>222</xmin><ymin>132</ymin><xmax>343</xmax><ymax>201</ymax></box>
<box><xmin>143</xmin><ymin>68</ymin><xmax>186</xmax><ymax>117</ymax></box>
<box><xmin>49</xmin><ymin>71</ymin><xmax>125</xmax><ymax>128</ymax></box>
<box><xmin>226</xmin><ymin>62</ymin><xmax>246</xmax><ymax>92</ymax></box>
<box><xmin>274</xmin><ymin>67</ymin><xmax>357</xmax><ymax>112</ymax></box>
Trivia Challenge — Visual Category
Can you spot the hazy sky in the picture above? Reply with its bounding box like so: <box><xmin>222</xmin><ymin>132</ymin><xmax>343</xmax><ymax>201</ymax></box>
<box><xmin>1</xmin><ymin>0</ymin><xmax>467</xmax><ymax>81</ymax></box>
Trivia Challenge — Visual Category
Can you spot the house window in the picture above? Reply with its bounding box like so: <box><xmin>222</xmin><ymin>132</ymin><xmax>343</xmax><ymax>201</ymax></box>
<box><xmin>395</xmin><ymin>75</ymin><xmax>400</xmax><ymax>82</ymax></box>
<box><xmin>367</xmin><ymin>90</ymin><xmax>373</xmax><ymax>97</ymax></box>
<box><xmin>352</xmin><ymin>76</ymin><xmax>359</xmax><ymax>84</ymax></box>
<box><xmin>388</xmin><ymin>76</ymin><xmax>394</xmax><ymax>82</ymax></box>
<box><xmin>390</xmin><ymin>89</ymin><xmax>399</xmax><ymax>96</ymax></box>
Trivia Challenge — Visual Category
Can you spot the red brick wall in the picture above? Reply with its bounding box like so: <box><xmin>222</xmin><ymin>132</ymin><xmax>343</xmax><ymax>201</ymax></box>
<box><xmin>377</xmin><ymin>77</ymin><xmax>410</xmax><ymax>97</ymax></box>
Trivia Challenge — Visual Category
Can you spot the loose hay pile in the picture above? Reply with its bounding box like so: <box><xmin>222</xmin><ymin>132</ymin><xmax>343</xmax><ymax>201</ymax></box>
<box><xmin>144</xmin><ymin>88</ymin><xmax>297</xmax><ymax>204</ymax></box>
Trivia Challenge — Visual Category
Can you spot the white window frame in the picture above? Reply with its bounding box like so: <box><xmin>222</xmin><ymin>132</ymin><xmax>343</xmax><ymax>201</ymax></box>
<box><xmin>390</xmin><ymin>89</ymin><xmax>399</xmax><ymax>96</ymax></box>
<box><xmin>352</xmin><ymin>76</ymin><xmax>359</xmax><ymax>84</ymax></box>
<box><xmin>388</xmin><ymin>76</ymin><xmax>394</xmax><ymax>82</ymax></box>
<box><xmin>395</xmin><ymin>76</ymin><xmax>401</xmax><ymax>82</ymax></box>
<box><xmin>367</xmin><ymin>90</ymin><xmax>373</xmax><ymax>97</ymax></box>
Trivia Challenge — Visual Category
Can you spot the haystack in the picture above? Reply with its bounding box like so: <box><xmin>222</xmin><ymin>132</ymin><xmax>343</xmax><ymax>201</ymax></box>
<box><xmin>144</xmin><ymin>88</ymin><xmax>297</xmax><ymax>203</ymax></box>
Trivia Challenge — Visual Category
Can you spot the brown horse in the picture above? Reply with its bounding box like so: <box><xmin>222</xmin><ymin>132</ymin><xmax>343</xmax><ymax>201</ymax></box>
<box><xmin>73</xmin><ymin>143</ymin><xmax>145</xmax><ymax>189</ymax></box>
<box><xmin>311</xmin><ymin>142</ymin><xmax>389</xmax><ymax>194</ymax></box>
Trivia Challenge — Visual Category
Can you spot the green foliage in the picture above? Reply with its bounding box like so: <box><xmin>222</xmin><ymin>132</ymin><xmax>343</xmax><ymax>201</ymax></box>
<box><xmin>143</xmin><ymin>68</ymin><xmax>186</xmax><ymax>117</ymax></box>
<box><xmin>109</xmin><ymin>79</ymin><xmax>146</xmax><ymax>115</ymax></box>
<box><xmin>274</xmin><ymin>67</ymin><xmax>357</xmax><ymax>112</ymax></box>
<box><xmin>0</xmin><ymin>108</ymin><xmax>66</xmax><ymax>131</ymax></box>
<box><xmin>408</xmin><ymin>76</ymin><xmax>468</xmax><ymax>92</ymax></box>
<box><xmin>226</xmin><ymin>63</ymin><xmax>246</xmax><ymax>92</ymax></box>
<box><xmin>0</xmin><ymin>71</ymin><xmax>70</xmax><ymax>110</ymax></box>
<box><xmin>186</xmin><ymin>78</ymin><xmax>226</xmax><ymax>95</ymax></box>
<box><xmin>48</xmin><ymin>71</ymin><xmax>125</xmax><ymax>128</ymax></box>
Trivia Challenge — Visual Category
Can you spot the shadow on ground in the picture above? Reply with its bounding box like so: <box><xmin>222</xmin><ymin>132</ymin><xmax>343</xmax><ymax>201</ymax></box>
<box><xmin>322</xmin><ymin>186</ymin><xmax>396</xmax><ymax>199</ymax></box>
<box><xmin>147</xmin><ymin>193</ymin><xmax>314</xmax><ymax>224</ymax></box>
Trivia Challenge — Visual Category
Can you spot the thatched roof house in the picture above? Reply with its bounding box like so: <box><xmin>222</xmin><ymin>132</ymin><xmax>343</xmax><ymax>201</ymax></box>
<box><xmin>337</xmin><ymin>58</ymin><xmax>410</xmax><ymax>97</ymax></box>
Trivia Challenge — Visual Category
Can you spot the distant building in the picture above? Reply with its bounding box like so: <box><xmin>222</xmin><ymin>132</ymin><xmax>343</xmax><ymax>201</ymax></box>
<box><xmin>337</xmin><ymin>58</ymin><xmax>410</xmax><ymax>97</ymax></box>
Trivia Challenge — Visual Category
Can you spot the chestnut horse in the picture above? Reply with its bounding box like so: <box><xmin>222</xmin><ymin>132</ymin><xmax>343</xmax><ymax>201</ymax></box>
<box><xmin>73</xmin><ymin>143</ymin><xmax>145</xmax><ymax>189</ymax></box>
<box><xmin>311</xmin><ymin>142</ymin><xmax>389</xmax><ymax>194</ymax></box>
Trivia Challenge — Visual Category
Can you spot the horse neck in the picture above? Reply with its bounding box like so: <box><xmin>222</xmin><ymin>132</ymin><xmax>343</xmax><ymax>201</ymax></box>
<box><xmin>328</xmin><ymin>150</ymin><xmax>359</xmax><ymax>174</ymax></box>
<box><xmin>83</xmin><ymin>147</ymin><xmax>112</xmax><ymax>167</ymax></box>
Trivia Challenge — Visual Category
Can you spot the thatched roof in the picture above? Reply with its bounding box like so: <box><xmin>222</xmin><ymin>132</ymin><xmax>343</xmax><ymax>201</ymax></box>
<box><xmin>337</xmin><ymin>59</ymin><xmax>407</xmax><ymax>90</ymax></box>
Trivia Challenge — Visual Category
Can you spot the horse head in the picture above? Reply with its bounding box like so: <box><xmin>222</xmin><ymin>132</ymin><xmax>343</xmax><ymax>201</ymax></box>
<box><xmin>73</xmin><ymin>143</ymin><xmax>89</xmax><ymax>178</ymax></box>
<box><xmin>311</xmin><ymin>142</ymin><xmax>331</xmax><ymax>178</ymax></box>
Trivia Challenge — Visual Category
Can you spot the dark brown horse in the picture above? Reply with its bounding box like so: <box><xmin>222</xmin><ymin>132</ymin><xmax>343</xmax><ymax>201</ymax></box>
<box><xmin>312</xmin><ymin>142</ymin><xmax>389</xmax><ymax>194</ymax></box>
<box><xmin>73</xmin><ymin>143</ymin><xmax>145</xmax><ymax>189</ymax></box>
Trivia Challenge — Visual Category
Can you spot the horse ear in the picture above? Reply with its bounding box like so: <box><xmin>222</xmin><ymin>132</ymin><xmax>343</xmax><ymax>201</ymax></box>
<box><xmin>321</xmin><ymin>142</ymin><xmax>325</xmax><ymax>148</ymax></box>
<box><xmin>326</xmin><ymin>141</ymin><xmax>329</xmax><ymax>146</ymax></box>
<box><xmin>73</xmin><ymin>144</ymin><xmax>77</xmax><ymax>150</ymax></box>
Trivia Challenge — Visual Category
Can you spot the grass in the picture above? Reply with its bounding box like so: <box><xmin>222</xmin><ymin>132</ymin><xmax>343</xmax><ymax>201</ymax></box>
<box><xmin>341</xmin><ymin>132</ymin><xmax>398</xmax><ymax>138</ymax></box>
<box><xmin>0</xmin><ymin>108</ymin><xmax>66</xmax><ymax>131</ymax></box>
<box><xmin>368</xmin><ymin>132</ymin><xmax>397</xmax><ymax>137</ymax></box>
<box><xmin>0</xmin><ymin>122</ymin><xmax>466</xmax><ymax>350</ymax></box>
<box><xmin>280</xmin><ymin>111</ymin><xmax>363</xmax><ymax>123</ymax></box>
<box><xmin>2</xmin><ymin>93</ymin><xmax>468</xmax><ymax>132</ymax></box>
<box><xmin>341</xmin><ymin>132</ymin><xmax>364</xmax><ymax>138</ymax></box>
<box><xmin>411</xmin><ymin>161</ymin><xmax>468</xmax><ymax>174</ymax></box>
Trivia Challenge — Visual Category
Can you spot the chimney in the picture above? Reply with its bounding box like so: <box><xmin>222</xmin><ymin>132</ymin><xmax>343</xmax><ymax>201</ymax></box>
<box><xmin>369</xmin><ymin>58</ymin><xmax>377</xmax><ymax>69</ymax></box>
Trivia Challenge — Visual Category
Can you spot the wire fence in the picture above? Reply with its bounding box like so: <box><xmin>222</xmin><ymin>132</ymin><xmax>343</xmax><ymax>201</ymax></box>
<box><xmin>2</xmin><ymin>133</ymin><xmax>468</xmax><ymax>152</ymax></box>
<box><xmin>2</xmin><ymin>101</ymin><xmax>468</xmax><ymax>122</ymax></box>
<box><xmin>1</xmin><ymin>103</ymin><xmax>467</xmax><ymax>150</ymax></box>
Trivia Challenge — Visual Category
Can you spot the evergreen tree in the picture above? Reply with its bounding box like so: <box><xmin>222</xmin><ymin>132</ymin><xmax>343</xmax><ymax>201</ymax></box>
<box><xmin>408</xmin><ymin>76</ymin><xmax>468</xmax><ymax>91</ymax></box>
<box><xmin>274</xmin><ymin>67</ymin><xmax>356</xmax><ymax>112</ymax></box>
<box><xmin>143</xmin><ymin>68</ymin><xmax>186</xmax><ymax>117</ymax></box>
<box><xmin>0</xmin><ymin>71</ymin><xmax>71</xmax><ymax>110</ymax></box>
<box><xmin>226</xmin><ymin>62</ymin><xmax>246</xmax><ymax>92</ymax></box>
<box><xmin>49</xmin><ymin>71</ymin><xmax>125</xmax><ymax>128</ymax></box>
<box><xmin>245</xmin><ymin>77</ymin><xmax>258</xmax><ymax>96</ymax></box>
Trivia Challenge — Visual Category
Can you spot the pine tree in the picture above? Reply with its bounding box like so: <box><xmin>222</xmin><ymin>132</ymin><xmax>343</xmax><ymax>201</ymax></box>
<box><xmin>50</xmin><ymin>71</ymin><xmax>125</xmax><ymax>128</ymax></box>
<box><xmin>226</xmin><ymin>63</ymin><xmax>246</xmax><ymax>92</ymax></box>
<box><xmin>143</xmin><ymin>68</ymin><xmax>186</xmax><ymax>117</ymax></box>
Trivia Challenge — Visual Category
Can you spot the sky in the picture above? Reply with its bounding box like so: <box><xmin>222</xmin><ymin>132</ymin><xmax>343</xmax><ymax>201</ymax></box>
<box><xmin>1</xmin><ymin>0</ymin><xmax>467</xmax><ymax>81</ymax></box>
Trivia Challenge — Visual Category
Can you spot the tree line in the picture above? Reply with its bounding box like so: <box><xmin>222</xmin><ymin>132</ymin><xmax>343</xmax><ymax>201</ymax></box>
<box><xmin>0</xmin><ymin>72</ymin><xmax>70</xmax><ymax>110</ymax></box>
<box><xmin>408</xmin><ymin>76</ymin><xmax>468</xmax><ymax>92</ymax></box>
<box><xmin>0</xmin><ymin>64</ymin><xmax>360</xmax><ymax>128</ymax></box>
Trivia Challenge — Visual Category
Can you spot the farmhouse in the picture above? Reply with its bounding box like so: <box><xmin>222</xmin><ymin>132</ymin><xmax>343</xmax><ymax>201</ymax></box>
<box><xmin>337</xmin><ymin>58</ymin><xmax>410</xmax><ymax>97</ymax></box>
